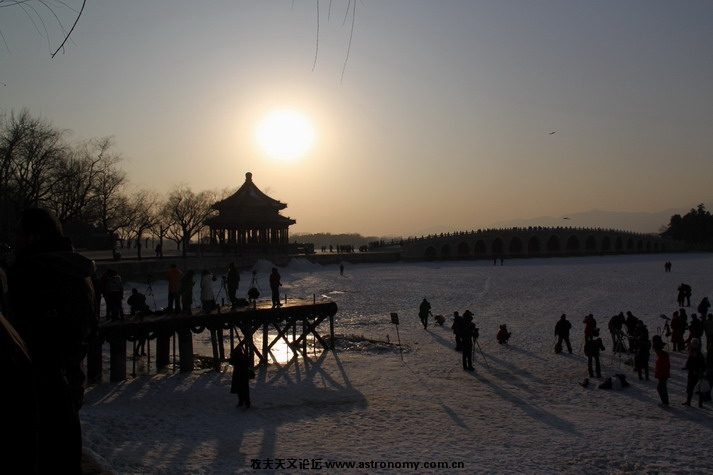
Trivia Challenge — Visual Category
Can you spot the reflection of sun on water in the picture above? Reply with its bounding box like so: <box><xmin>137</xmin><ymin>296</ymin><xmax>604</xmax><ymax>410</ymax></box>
<box><xmin>120</xmin><ymin>332</ymin><xmax>305</xmax><ymax>379</ymax></box>
<box><xmin>195</xmin><ymin>332</ymin><xmax>308</xmax><ymax>365</ymax></box>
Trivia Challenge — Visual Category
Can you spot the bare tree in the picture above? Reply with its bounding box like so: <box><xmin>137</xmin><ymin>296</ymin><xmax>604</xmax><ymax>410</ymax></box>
<box><xmin>125</xmin><ymin>189</ymin><xmax>160</xmax><ymax>260</ymax></box>
<box><xmin>0</xmin><ymin>109</ymin><xmax>67</xmax><ymax>241</ymax></box>
<box><xmin>163</xmin><ymin>185</ymin><xmax>217</xmax><ymax>257</ymax></box>
<box><xmin>48</xmin><ymin>136</ymin><xmax>123</xmax><ymax>224</ymax></box>
<box><xmin>91</xmin><ymin>162</ymin><xmax>130</xmax><ymax>258</ymax></box>
<box><xmin>163</xmin><ymin>221</ymin><xmax>184</xmax><ymax>252</ymax></box>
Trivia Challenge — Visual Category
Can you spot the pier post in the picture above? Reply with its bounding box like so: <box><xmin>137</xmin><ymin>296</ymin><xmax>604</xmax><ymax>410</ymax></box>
<box><xmin>177</xmin><ymin>328</ymin><xmax>194</xmax><ymax>372</ymax></box>
<box><xmin>262</xmin><ymin>321</ymin><xmax>268</xmax><ymax>363</ymax></box>
<box><xmin>210</xmin><ymin>328</ymin><xmax>220</xmax><ymax>371</ymax></box>
<box><xmin>109</xmin><ymin>337</ymin><xmax>127</xmax><ymax>381</ymax></box>
<box><xmin>156</xmin><ymin>332</ymin><xmax>171</xmax><ymax>368</ymax></box>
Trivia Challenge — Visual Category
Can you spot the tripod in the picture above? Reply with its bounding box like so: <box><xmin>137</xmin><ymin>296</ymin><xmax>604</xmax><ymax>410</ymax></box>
<box><xmin>215</xmin><ymin>276</ymin><xmax>229</xmax><ymax>306</ymax></box>
<box><xmin>474</xmin><ymin>338</ymin><xmax>489</xmax><ymax>368</ymax></box>
<box><xmin>611</xmin><ymin>330</ymin><xmax>628</xmax><ymax>364</ymax></box>
<box><xmin>247</xmin><ymin>271</ymin><xmax>261</xmax><ymax>308</ymax></box>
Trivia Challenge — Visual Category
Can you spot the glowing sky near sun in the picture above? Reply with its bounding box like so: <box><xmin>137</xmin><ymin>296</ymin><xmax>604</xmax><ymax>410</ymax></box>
<box><xmin>1</xmin><ymin>1</ymin><xmax>712</xmax><ymax>236</ymax></box>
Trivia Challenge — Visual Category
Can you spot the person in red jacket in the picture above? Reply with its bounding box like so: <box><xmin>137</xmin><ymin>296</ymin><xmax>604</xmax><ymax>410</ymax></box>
<box><xmin>652</xmin><ymin>335</ymin><xmax>670</xmax><ymax>406</ymax></box>
<box><xmin>165</xmin><ymin>263</ymin><xmax>183</xmax><ymax>313</ymax></box>
<box><xmin>583</xmin><ymin>313</ymin><xmax>597</xmax><ymax>342</ymax></box>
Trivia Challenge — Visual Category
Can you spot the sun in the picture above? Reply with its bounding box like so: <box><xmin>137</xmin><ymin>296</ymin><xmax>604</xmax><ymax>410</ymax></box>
<box><xmin>256</xmin><ymin>109</ymin><xmax>315</xmax><ymax>160</ymax></box>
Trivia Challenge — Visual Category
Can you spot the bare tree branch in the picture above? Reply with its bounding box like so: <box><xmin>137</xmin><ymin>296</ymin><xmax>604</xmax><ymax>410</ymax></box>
<box><xmin>51</xmin><ymin>0</ymin><xmax>85</xmax><ymax>58</ymax></box>
<box><xmin>1</xmin><ymin>0</ymin><xmax>86</xmax><ymax>56</ymax></box>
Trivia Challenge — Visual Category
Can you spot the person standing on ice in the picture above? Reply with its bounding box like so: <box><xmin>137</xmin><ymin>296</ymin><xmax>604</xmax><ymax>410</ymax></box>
<box><xmin>697</xmin><ymin>297</ymin><xmax>710</xmax><ymax>322</ymax></box>
<box><xmin>704</xmin><ymin>313</ymin><xmax>713</xmax><ymax>351</ymax></box>
<box><xmin>652</xmin><ymin>335</ymin><xmax>670</xmax><ymax>406</ymax></box>
<box><xmin>584</xmin><ymin>328</ymin><xmax>605</xmax><ymax>378</ymax></box>
<box><xmin>583</xmin><ymin>313</ymin><xmax>597</xmax><ymax>342</ymax></box>
<box><xmin>418</xmin><ymin>298</ymin><xmax>431</xmax><ymax>329</ymax></box>
<box><xmin>682</xmin><ymin>338</ymin><xmax>706</xmax><ymax>407</ymax></box>
<box><xmin>458</xmin><ymin>312</ymin><xmax>478</xmax><ymax>371</ymax></box>
<box><xmin>230</xmin><ymin>345</ymin><xmax>252</xmax><ymax>408</ymax></box>
<box><xmin>634</xmin><ymin>329</ymin><xmax>651</xmax><ymax>381</ymax></box>
<box><xmin>554</xmin><ymin>313</ymin><xmax>572</xmax><ymax>354</ymax></box>
<box><xmin>670</xmin><ymin>311</ymin><xmax>686</xmax><ymax>351</ymax></box>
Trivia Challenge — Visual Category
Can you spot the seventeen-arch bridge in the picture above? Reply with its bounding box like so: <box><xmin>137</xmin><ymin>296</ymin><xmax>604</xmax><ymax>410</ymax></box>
<box><xmin>399</xmin><ymin>227</ymin><xmax>680</xmax><ymax>261</ymax></box>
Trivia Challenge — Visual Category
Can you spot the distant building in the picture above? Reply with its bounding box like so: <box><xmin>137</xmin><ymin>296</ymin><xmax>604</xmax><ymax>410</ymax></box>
<box><xmin>205</xmin><ymin>172</ymin><xmax>296</xmax><ymax>253</ymax></box>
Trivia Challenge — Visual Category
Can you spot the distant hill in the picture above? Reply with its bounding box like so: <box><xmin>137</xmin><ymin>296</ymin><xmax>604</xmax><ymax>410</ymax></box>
<box><xmin>488</xmin><ymin>208</ymin><xmax>684</xmax><ymax>234</ymax></box>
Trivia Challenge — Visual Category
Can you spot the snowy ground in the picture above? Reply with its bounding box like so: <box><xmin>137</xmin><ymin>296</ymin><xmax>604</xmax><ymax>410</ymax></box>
<box><xmin>81</xmin><ymin>253</ymin><xmax>713</xmax><ymax>474</ymax></box>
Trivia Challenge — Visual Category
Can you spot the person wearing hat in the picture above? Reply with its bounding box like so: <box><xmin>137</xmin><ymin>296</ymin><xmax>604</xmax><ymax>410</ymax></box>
<box><xmin>652</xmin><ymin>335</ymin><xmax>670</xmax><ymax>406</ymax></box>
<box><xmin>683</xmin><ymin>337</ymin><xmax>706</xmax><ymax>407</ymax></box>
<box><xmin>458</xmin><ymin>312</ymin><xmax>478</xmax><ymax>371</ymax></box>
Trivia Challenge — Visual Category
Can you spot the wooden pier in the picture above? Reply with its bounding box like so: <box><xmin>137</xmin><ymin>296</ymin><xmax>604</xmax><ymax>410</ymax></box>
<box><xmin>87</xmin><ymin>298</ymin><xmax>338</xmax><ymax>382</ymax></box>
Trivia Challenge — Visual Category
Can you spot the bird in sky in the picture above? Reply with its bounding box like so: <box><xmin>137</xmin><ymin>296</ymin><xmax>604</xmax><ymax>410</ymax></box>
<box><xmin>549</xmin><ymin>131</ymin><xmax>556</xmax><ymax>135</ymax></box>
<box><xmin>563</xmin><ymin>217</ymin><xmax>570</xmax><ymax>220</ymax></box>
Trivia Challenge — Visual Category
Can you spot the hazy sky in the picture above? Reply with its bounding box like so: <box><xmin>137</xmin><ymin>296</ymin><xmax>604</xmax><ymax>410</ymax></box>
<box><xmin>2</xmin><ymin>1</ymin><xmax>712</xmax><ymax>236</ymax></box>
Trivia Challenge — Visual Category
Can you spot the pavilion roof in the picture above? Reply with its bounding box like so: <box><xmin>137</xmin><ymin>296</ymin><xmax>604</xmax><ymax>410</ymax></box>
<box><xmin>206</xmin><ymin>172</ymin><xmax>296</xmax><ymax>228</ymax></box>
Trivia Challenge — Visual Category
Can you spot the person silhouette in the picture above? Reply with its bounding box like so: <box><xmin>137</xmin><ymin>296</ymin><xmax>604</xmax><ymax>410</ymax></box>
<box><xmin>554</xmin><ymin>313</ymin><xmax>572</xmax><ymax>354</ymax></box>
<box><xmin>419</xmin><ymin>298</ymin><xmax>431</xmax><ymax>329</ymax></box>
<box><xmin>269</xmin><ymin>267</ymin><xmax>282</xmax><ymax>308</ymax></box>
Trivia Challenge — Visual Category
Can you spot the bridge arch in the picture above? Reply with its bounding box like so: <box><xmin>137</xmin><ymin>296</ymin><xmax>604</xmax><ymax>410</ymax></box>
<box><xmin>585</xmin><ymin>235</ymin><xmax>596</xmax><ymax>251</ymax></box>
<box><xmin>492</xmin><ymin>237</ymin><xmax>504</xmax><ymax>256</ymax></box>
<box><xmin>566</xmin><ymin>235</ymin><xmax>580</xmax><ymax>253</ymax></box>
<box><xmin>527</xmin><ymin>236</ymin><xmax>540</xmax><ymax>254</ymax></box>
<box><xmin>602</xmin><ymin>236</ymin><xmax>611</xmax><ymax>252</ymax></box>
<box><xmin>509</xmin><ymin>236</ymin><xmax>523</xmax><ymax>254</ymax></box>
<box><xmin>546</xmin><ymin>235</ymin><xmax>560</xmax><ymax>253</ymax></box>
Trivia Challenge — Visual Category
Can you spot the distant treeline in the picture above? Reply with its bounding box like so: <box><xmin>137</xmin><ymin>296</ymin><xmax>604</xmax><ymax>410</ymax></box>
<box><xmin>296</xmin><ymin>204</ymin><xmax>713</xmax><ymax>252</ymax></box>
<box><xmin>291</xmin><ymin>233</ymin><xmax>400</xmax><ymax>250</ymax></box>
<box><xmin>661</xmin><ymin>204</ymin><xmax>713</xmax><ymax>247</ymax></box>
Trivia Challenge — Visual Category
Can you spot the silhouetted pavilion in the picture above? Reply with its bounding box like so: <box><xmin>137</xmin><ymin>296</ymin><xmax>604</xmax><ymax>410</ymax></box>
<box><xmin>205</xmin><ymin>172</ymin><xmax>296</xmax><ymax>250</ymax></box>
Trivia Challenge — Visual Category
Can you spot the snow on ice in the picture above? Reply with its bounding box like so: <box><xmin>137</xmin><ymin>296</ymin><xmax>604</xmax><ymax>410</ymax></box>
<box><xmin>81</xmin><ymin>253</ymin><xmax>713</xmax><ymax>474</ymax></box>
